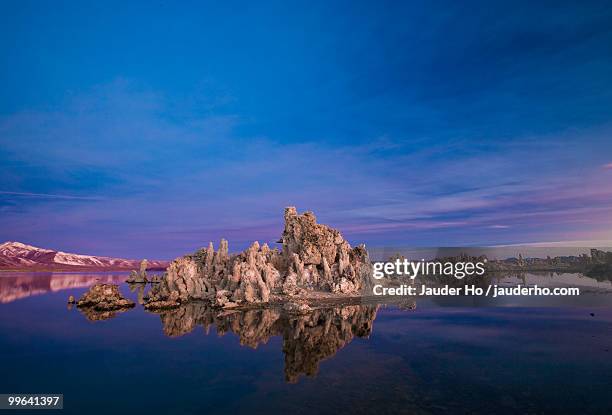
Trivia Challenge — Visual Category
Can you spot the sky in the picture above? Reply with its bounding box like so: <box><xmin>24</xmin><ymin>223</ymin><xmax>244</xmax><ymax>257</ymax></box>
<box><xmin>1</xmin><ymin>0</ymin><xmax>612</xmax><ymax>259</ymax></box>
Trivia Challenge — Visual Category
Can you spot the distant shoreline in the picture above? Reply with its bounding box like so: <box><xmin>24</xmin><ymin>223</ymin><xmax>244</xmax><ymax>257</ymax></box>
<box><xmin>0</xmin><ymin>266</ymin><xmax>167</xmax><ymax>273</ymax></box>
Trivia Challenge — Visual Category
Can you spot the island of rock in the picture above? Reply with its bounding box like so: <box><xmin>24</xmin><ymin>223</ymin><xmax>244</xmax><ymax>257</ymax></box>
<box><xmin>145</xmin><ymin>207</ymin><xmax>373</xmax><ymax>309</ymax></box>
<box><xmin>75</xmin><ymin>283</ymin><xmax>135</xmax><ymax>321</ymax></box>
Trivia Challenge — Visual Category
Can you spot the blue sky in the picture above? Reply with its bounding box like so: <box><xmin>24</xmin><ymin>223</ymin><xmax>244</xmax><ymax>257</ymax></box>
<box><xmin>1</xmin><ymin>0</ymin><xmax>612</xmax><ymax>259</ymax></box>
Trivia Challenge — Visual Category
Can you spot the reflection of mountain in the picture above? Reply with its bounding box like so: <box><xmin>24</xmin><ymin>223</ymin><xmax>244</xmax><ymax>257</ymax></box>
<box><xmin>0</xmin><ymin>273</ymin><xmax>126</xmax><ymax>303</ymax></box>
<box><xmin>156</xmin><ymin>304</ymin><xmax>378</xmax><ymax>383</ymax></box>
<box><xmin>0</xmin><ymin>241</ymin><xmax>168</xmax><ymax>271</ymax></box>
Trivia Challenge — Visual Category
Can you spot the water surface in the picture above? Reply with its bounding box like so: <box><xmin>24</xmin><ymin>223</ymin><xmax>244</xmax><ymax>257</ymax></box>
<box><xmin>0</xmin><ymin>272</ymin><xmax>611</xmax><ymax>414</ymax></box>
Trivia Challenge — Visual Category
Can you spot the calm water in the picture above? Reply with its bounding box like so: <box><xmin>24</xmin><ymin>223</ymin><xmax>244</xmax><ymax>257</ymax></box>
<box><xmin>0</xmin><ymin>272</ymin><xmax>611</xmax><ymax>414</ymax></box>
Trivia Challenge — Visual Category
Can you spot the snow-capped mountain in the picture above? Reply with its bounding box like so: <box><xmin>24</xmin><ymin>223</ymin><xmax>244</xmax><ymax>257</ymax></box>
<box><xmin>0</xmin><ymin>241</ymin><xmax>168</xmax><ymax>270</ymax></box>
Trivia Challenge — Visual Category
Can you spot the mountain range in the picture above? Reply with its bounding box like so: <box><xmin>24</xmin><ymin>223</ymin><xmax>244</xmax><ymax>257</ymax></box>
<box><xmin>0</xmin><ymin>241</ymin><xmax>168</xmax><ymax>271</ymax></box>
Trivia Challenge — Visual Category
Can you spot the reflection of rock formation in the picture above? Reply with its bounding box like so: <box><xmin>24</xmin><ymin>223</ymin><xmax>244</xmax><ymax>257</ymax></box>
<box><xmin>147</xmin><ymin>207</ymin><xmax>372</xmax><ymax>308</ymax></box>
<box><xmin>586</xmin><ymin>249</ymin><xmax>612</xmax><ymax>280</ymax></box>
<box><xmin>0</xmin><ymin>273</ymin><xmax>126</xmax><ymax>304</ymax></box>
<box><xmin>154</xmin><ymin>304</ymin><xmax>378</xmax><ymax>382</ymax></box>
<box><xmin>78</xmin><ymin>306</ymin><xmax>131</xmax><ymax>321</ymax></box>
<box><xmin>281</xmin><ymin>306</ymin><xmax>377</xmax><ymax>383</ymax></box>
<box><xmin>128</xmin><ymin>282</ymin><xmax>146</xmax><ymax>304</ymax></box>
<box><xmin>158</xmin><ymin>303</ymin><xmax>219</xmax><ymax>337</ymax></box>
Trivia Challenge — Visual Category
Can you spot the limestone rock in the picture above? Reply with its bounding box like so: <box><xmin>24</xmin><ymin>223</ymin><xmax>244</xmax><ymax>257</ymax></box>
<box><xmin>281</xmin><ymin>207</ymin><xmax>342</xmax><ymax>266</ymax></box>
<box><xmin>332</xmin><ymin>277</ymin><xmax>355</xmax><ymax>294</ymax></box>
<box><xmin>76</xmin><ymin>284</ymin><xmax>135</xmax><ymax>311</ymax></box>
<box><xmin>283</xmin><ymin>301</ymin><xmax>312</xmax><ymax>314</ymax></box>
<box><xmin>225</xmin><ymin>241</ymin><xmax>280</xmax><ymax>304</ymax></box>
<box><xmin>146</xmin><ymin>207</ymin><xmax>373</xmax><ymax>308</ymax></box>
<box><xmin>162</xmin><ymin>256</ymin><xmax>214</xmax><ymax>301</ymax></box>
<box><xmin>144</xmin><ymin>289</ymin><xmax>180</xmax><ymax>311</ymax></box>
<box><xmin>279</xmin><ymin>208</ymin><xmax>372</xmax><ymax>294</ymax></box>
<box><xmin>282</xmin><ymin>271</ymin><xmax>299</xmax><ymax>295</ymax></box>
<box><xmin>126</xmin><ymin>270</ymin><xmax>143</xmax><ymax>283</ymax></box>
<box><xmin>149</xmin><ymin>274</ymin><xmax>163</xmax><ymax>283</ymax></box>
<box><xmin>126</xmin><ymin>259</ymin><xmax>149</xmax><ymax>283</ymax></box>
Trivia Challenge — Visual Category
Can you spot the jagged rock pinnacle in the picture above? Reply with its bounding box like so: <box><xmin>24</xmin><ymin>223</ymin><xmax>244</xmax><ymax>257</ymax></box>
<box><xmin>145</xmin><ymin>208</ymin><xmax>372</xmax><ymax>309</ymax></box>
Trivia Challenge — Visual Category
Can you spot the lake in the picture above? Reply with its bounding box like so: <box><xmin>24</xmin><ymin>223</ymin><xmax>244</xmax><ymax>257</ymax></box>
<box><xmin>0</xmin><ymin>272</ymin><xmax>611</xmax><ymax>414</ymax></box>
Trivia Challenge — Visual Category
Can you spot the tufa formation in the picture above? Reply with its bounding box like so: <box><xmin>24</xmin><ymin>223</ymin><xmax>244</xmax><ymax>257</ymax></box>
<box><xmin>126</xmin><ymin>259</ymin><xmax>149</xmax><ymax>283</ymax></box>
<box><xmin>76</xmin><ymin>283</ymin><xmax>135</xmax><ymax>311</ymax></box>
<box><xmin>76</xmin><ymin>283</ymin><xmax>135</xmax><ymax>321</ymax></box>
<box><xmin>146</xmin><ymin>207</ymin><xmax>372</xmax><ymax>309</ymax></box>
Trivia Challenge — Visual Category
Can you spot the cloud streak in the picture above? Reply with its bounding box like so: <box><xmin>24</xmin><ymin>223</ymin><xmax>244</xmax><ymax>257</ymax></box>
<box><xmin>0</xmin><ymin>191</ymin><xmax>103</xmax><ymax>200</ymax></box>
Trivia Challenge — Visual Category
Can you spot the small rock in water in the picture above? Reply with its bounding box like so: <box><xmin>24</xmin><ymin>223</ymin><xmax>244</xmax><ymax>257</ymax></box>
<box><xmin>76</xmin><ymin>284</ymin><xmax>135</xmax><ymax>311</ymax></box>
<box><xmin>144</xmin><ymin>289</ymin><xmax>180</xmax><ymax>311</ymax></box>
<box><xmin>67</xmin><ymin>295</ymin><xmax>76</xmax><ymax>304</ymax></box>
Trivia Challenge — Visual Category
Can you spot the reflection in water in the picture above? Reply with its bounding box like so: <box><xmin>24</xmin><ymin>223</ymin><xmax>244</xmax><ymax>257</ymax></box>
<box><xmin>77</xmin><ymin>305</ymin><xmax>133</xmax><ymax>321</ymax></box>
<box><xmin>156</xmin><ymin>304</ymin><xmax>378</xmax><ymax>383</ymax></box>
<box><xmin>128</xmin><ymin>282</ymin><xmax>146</xmax><ymax>304</ymax></box>
<box><xmin>0</xmin><ymin>273</ymin><xmax>126</xmax><ymax>303</ymax></box>
<box><xmin>3</xmin><ymin>270</ymin><xmax>611</xmax><ymax>385</ymax></box>
<box><xmin>418</xmin><ymin>270</ymin><xmax>612</xmax><ymax>290</ymax></box>
<box><xmin>1</xmin><ymin>271</ymin><xmax>611</xmax><ymax>413</ymax></box>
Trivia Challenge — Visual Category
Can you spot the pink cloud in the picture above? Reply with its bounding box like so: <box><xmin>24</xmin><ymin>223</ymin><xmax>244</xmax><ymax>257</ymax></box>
<box><xmin>603</xmin><ymin>163</ymin><xmax>612</xmax><ymax>170</ymax></box>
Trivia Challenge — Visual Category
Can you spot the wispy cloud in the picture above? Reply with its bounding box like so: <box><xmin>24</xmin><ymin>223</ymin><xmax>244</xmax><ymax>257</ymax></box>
<box><xmin>1</xmin><ymin>80</ymin><xmax>611</xmax><ymax>257</ymax></box>
<box><xmin>0</xmin><ymin>191</ymin><xmax>103</xmax><ymax>201</ymax></box>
